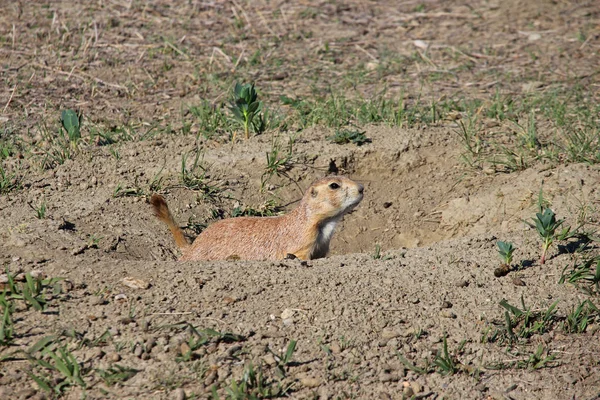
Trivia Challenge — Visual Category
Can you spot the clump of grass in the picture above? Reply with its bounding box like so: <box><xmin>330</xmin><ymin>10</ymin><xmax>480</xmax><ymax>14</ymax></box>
<box><xmin>327</xmin><ymin>128</ymin><xmax>371</xmax><ymax>146</ymax></box>
<box><xmin>397</xmin><ymin>336</ymin><xmax>468</xmax><ymax>376</ymax></box>
<box><xmin>29</xmin><ymin>200</ymin><xmax>47</xmax><ymax>219</ymax></box>
<box><xmin>231</xmin><ymin>200</ymin><xmax>281</xmax><ymax>217</ymax></box>
<box><xmin>486</xmin><ymin>344</ymin><xmax>558</xmax><ymax>370</ymax></box>
<box><xmin>28</xmin><ymin>344</ymin><xmax>87</xmax><ymax>395</ymax></box>
<box><xmin>559</xmin><ymin>258</ymin><xmax>600</xmax><ymax>295</ymax></box>
<box><xmin>563</xmin><ymin>300</ymin><xmax>598</xmax><ymax>334</ymax></box>
<box><xmin>261</xmin><ymin>134</ymin><xmax>295</xmax><ymax>191</ymax></box>
<box><xmin>189</xmin><ymin>101</ymin><xmax>233</xmax><ymax>140</ymax></box>
<box><xmin>0</xmin><ymin>164</ymin><xmax>21</xmax><ymax>194</ymax></box>
<box><xmin>96</xmin><ymin>365</ymin><xmax>139</xmax><ymax>386</ymax></box>
<box><xmin>491</xmin><ymin>296</ymin><xmax>559</xmax><ymax>344</ymax></box>
<box><xmin>230</xmin><ymin>82</ymin><xmax>263</xmax><ymax>142</ymax></box>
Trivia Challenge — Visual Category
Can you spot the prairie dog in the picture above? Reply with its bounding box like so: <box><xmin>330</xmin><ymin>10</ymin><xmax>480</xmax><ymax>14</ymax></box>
<box><xmin>150</xmin><ymin>176</ymin><xmax>364</xmax><ymax>261</ymax></box>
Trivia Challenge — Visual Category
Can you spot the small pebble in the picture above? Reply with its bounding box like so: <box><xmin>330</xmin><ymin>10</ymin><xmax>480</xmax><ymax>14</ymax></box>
<box><xmin>172</xmin><ymin>388</ymin><xmax>186</xmax><ymax>400</ymax></box>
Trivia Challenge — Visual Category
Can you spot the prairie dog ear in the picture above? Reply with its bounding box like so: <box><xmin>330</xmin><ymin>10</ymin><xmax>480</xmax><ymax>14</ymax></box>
<box><xmin>310</xmin><ymin>187</ymin><xmax>318</xmax><ymax>198</ymax></box>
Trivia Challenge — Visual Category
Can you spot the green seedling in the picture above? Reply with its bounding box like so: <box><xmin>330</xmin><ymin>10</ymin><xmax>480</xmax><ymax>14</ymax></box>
<box><xmin>29</xmin><ymin>200</ymin><xmax>47</xmax><ymax>219</ymax></box>
<box><xmin>327</xmin><ymin>129</ymin><xmax>371</xmax><ymax>146</ymax></box>
<box><xmin>230</xmin><ymin>82</ymin><xmax>262</xmax><ymax>142</ymax></box>
<box><xmin>0</xmin><ymin>291</ymin><xmax>14</xmax><ymax>346</ymax></box>
<box><xmin>60</xmin><ymin>109</ymin><xmax>81</xmax><ymax>145</ymax></box>
<box><xmin>495</xmin><ymin>241</ymin><xmax>516</xmax><ymax>277</ymax></box>
<box><xmin>529</xmin><ymin>207</ymin><xmax>564</xmax><ymax>265</ymax></box>
<box><xmin>497</xmin><ymin>241</ymin><xmax>515</xmax><ymax>266</ymax></box>
<box><xmin>432</xmin><ymin>336</ymin><xmax>459</xmax><ymax>375</ymax></box>
<box><xmin>267</xmin><ymin>339</ymin><xmax>297</xmax><ymax>379</ymax></box>
<box><xmin>96</xmin><ymin>364</ymin><xmax>138</xmax><ymax>386</ymax></box>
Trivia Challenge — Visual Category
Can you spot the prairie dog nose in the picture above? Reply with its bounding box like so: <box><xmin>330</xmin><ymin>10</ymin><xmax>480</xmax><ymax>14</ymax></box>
<box><xmin>357</xmin><ymin>183</ymin><xmax>364</xmax><ymax>194</ymax></box>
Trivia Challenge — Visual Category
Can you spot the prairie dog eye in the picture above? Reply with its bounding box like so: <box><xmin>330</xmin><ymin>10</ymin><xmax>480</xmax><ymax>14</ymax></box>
<box><xmin>329</xmin><ymin>182</ymin><xmax>340</xmax><ymax>189</ymax></box>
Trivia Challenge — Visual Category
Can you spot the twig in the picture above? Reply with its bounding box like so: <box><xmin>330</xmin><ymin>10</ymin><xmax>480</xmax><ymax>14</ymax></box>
<box><xmin>355</xmin><ymin>44</ymin><xmax>378</xmax><ymax>62</ymax></box>
<box><xmin>34</xmin><ymin>63</ymin><xmax>127</xmax><ymax>91</ymax></box>
<box><xmin>2</xmin><ymin>85</ymin><xmax>17</xmax><ymax>114</ymax></box>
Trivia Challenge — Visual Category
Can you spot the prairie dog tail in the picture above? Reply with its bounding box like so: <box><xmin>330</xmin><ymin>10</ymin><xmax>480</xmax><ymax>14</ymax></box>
<box><xmin>150</xmin><ymin>194</ymin><xmax>190</xmax><ymax>250</ymax></box>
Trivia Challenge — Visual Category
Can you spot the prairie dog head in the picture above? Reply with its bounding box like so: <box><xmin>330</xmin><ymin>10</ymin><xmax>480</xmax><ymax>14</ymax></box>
<box><xmin>305</xmin><ymin>176</ymin><xmax>364</xmax><ymax>221</ymax></box>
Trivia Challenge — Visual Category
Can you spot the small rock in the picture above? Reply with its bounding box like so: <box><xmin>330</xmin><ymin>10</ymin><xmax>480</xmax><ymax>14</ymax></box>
<box><xmin>122</xmin><ymin>276</ymin><xmax>150</xmax><ymax>290</ymax></box>
<box><xmin>109</xmin><ymin>353</ymin><xmax>121</xmax><ymax>362</ymax></box>
<box><xmin>263</xmin><ymin>353</ymin><xmax>277</xmax><ymax>366</ymax></box>
<box><xmin>145</xmin><ymin>337</ymin><xmax>156</xmax><ymax>352</ymax></box>
<box><xmin>381</xmin><ymin>327</ymin><xmax>400</xmax><ymax>339</ymax></box>
<box><xmin>141</xmin><ymin>352</ymin><xmax>150</xmax><ymax>360</ymax></box>
<box><xmin>402</xmin><ymin>386</ymin><xmax>414</xmax><ymax>398</ymax></box>
<box><xmin>180</xmin><ymin>342</ymin><xmax>191</xmax><ymax>356</ymax></box>
<box><xmin>379</xmin><ymin>373</ymin><xmax>398</xmax><ymax>383</ymax></box>
<box><xmin>329</xmin><ymin>342</ymin><xmax>341</xmax><ymax>354</ymax></box>
<box><xmin>16</xmin><ymin>388</ymin><xmax>36</xmax><ymax>399</ymax></box>
<box><xmin>528</xmin><ymin>33</ymin><xmax>541</xmax><ymax>41</ymax></box>
<box><xmin>134</xmin><ymin>345</ymin><xmax>143</xmax><ymax>358</ymax></box>
<box><xmin>455</xmin><ymin>280</ymin><xmax>469</xmax><ymax>288</ymax></box>
<box><xmin>281</xmin><ymin>308</ymin><xmax>295</xmax><ymax>320</ymax></box>
<box><xmin>383</xmin><ymin>202</ymin><xmax>392</xmax><ymax>208</ymax></box>
<box><xmin>172</xmin><ymin>388</ymin><xmax>186</xmax><ymax>400</ymax></box>
<box><xmin>439</xmin><ymin>310</ymin><xmax>457</xmax><ymax>319</ymax></box>
<box><xmin>410</xmin><ymin>381</ymin><xmax>423</xmax><ymax>393</ymax></box>
<box><xmin>30</xmin><ymin>269</ymin><xmax>45</xmax><ymax>279</ymax></box>
<box><xmin>300</xmin><ymin>377</ymin><xmax>322</xmax><ymax>388</ymax></box>
<box><xmin>61</xmin><ymin>280</ymin><xmax>74</xmax><ymax>292</ymax></box>
<box><xmin>90</xmin><ymin>296</ymin><xmax>106</xmax><ymax>306</ymax></box>
<box><xmin>114</xmin><ymin>293</ymin><xmax>128</xmax><ymax>302</ymax></box>
<box><xmin>441</xmin><ymin>301</ymin><xmax>453</xmax><ymax>309</ymax></box>
<box><xmin>512</xmin><ymin>277</ymin><xmax>526</xmax><ymax>286</ymax></box>
<box><xmin>204</xmin><ymin>371</ymin><xmax>217</xmax><ymax>386</ymax></box>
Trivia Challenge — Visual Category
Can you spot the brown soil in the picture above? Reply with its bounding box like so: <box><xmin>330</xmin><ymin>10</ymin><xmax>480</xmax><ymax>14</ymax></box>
<box><xmin>1</xmin><ymin>1</ymin><xmax>600</xmax><ymax>399</ymax></box>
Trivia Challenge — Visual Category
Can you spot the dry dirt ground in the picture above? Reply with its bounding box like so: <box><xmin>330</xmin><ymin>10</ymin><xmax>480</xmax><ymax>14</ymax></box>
<box><xmin>1</xmin><ymin>1</ymin><xmax>600</xmax><ymax>399</ymax></box>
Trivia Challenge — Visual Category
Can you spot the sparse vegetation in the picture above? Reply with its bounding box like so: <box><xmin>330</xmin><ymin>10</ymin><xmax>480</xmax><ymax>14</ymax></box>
<box><xmin>327</xmin><ymin>128</ymin><xmax>371</xmax><ymax>146</ymax></box>
<box><xmin>230</xmin><ymin>82</ymin><xmax>264</xmax><ymax>142</ymax></box>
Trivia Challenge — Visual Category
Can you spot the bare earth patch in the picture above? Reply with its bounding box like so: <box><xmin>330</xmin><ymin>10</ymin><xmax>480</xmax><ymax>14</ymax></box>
<box><xmin>1</xmin><ymin>1</ymin><xmax>600</xmax><ymax>399</ymax></box>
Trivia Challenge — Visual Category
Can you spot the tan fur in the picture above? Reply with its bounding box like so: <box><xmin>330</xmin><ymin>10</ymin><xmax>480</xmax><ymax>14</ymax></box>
<box><xmin>150</xmin><ymin>176</ymin><xmax>364</xmax><ymax>261</ymax></box>
<box><xmin>150</xmin><ymin>194</ymin><xmax>190</xmax><ymax>251</ymax></box>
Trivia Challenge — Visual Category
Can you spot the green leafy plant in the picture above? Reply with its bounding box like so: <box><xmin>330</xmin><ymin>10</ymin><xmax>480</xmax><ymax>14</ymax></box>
<box><xmin>529</xmin><ymin>207</ymin><xmax>564</xmax><ymax>264</ymax></box>
<box><xmin>60</xmin><ymin>109</ymin><xmax>82</xmax><ymax>145</ymax></box>
<box><xmin>230</xmin><ymin>83</ymin><xmax>262</xmax><ymax>142</ymax></box>
<box><xmin>327</xmin><ymin>129</ymin><xmax>371</xmax><ymax>146</ymax></box>
<box><xmin>497</xmin><ymin>241</ymin><xmax>515</xmax><ymax>266</ymax></box>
